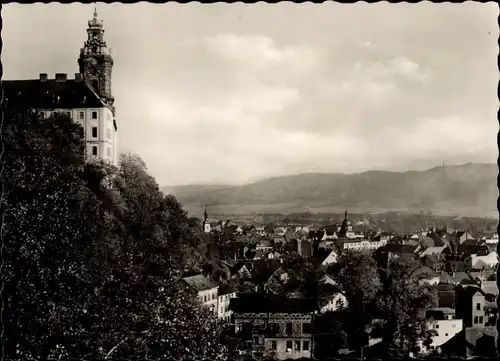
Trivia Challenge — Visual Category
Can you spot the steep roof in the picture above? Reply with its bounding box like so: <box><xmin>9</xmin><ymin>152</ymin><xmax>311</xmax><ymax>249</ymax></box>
<box><xmin>419</xmin><ymin>245</ymin><xmax>448</xmax><ymax>258</ymax></box>
<box><xmin>3</xmin><ymin>78</ymin><xmax>106</xmax><ymax>109</ymax></box>
<box><xmin>230</xmin><ymin>294</ymin><xmax>318</xmax><ymax>314</ymax></box>
<box><xmin>182</xmin><ymin>274</ymin><xmax>219</xmax><ymax>291</ymax></box>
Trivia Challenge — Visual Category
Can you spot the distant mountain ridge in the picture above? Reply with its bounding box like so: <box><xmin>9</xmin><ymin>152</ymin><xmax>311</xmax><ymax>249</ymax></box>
<box><xmin>162</xmin><ymin>163</ymin><xmax>498</xmax><ymax>217</ymax></box>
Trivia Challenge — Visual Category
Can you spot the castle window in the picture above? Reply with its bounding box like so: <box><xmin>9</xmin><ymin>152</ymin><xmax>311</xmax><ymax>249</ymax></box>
<box><xmin>303</xmin><ymin>341</ymin><xmax>310</xmax><ymax>351</ymax></box>
<box><xmin>79</xmin><ymin>111</ymin><xmax>85</xmax><ymax>120</ymax></box>
<box><xmin>271</xmin><ymin>341</ymin><xmax>277</xmax><ymax>350</ymax></box>
<box><xmin>286</xmin><ymin>341</ymin><xmax>293</xmax><ymax>351</ymax></box>
<box><xmin>92</xmin><ymin>127</ymin><xmax>98</xmax><ymax>138</ymax></box>
<box><xmin>92</xmin><ymin>146</ymin><xmax>98</xmax><ymax>156</ymax></box>
<box><xmin>476</xmin><ymin>303</ymin><xmax>481</xmax><ymax>311</ymax></box>
<box><xmin>474</xmin><ymin>316</ymin><xmax>478</xmax><ymax>324</ymax></box>
<box><xmin>478</xmin><ymin>316</ymin><xmax>483</xmax><ymax>324</ymax></box>
<box><xmin>79</xmin><ymin>128</ymin><xmax>84</xmax><ymax>138</ymax></box>
<box><xmin>92</xmin><ymin>111</ymin><xmax>98</xmax><ymax>119</ymax></box>
<box><xmin>286</xmin><ymin>322</ymin><xmax>293</xmax><ymax>334</ymax></box>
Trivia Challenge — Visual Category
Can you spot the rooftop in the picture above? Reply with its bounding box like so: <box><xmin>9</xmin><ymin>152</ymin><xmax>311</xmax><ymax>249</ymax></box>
<box><xmin>230</xmin><ymin>294</ymin><xmax>318</xmax><ymax>314</ymax></box>
<box><xmin>182</xmin><ymin>274</ymin><xmax>219</xmax><ymax>291</ymax></box>
<box><xmin>3</xmin><ymin>77</ymin><xmax>106</xmax><ymax>110</ymax></box>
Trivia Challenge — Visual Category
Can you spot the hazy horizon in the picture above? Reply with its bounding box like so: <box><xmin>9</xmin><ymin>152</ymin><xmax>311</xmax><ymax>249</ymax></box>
<box><xmin>3</xmin><ymin>3</ymin><xmax>498</xmax><ymax>186</ymax></box>
<box><xmin>163</xmin><ymin>161</ymin><xmax>496</xmax><ymax>188</ymax></box>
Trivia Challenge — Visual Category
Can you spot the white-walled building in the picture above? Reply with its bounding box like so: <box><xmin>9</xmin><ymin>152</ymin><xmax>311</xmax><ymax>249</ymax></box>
<box><xmin>217</xmin><ymin>284</ymin><xmax>237</xmax><ymax>322</ymax></box>
<box><xmin>466</xmin><ymin>252</ymin><xmax>498</xmax><ymax>270</ymax></box>
<box><xmin>182</xmin><ymin>274</ymin><xmax>220</xmax><ymax>315</ymax></box>
<box><xmin>3</xmin><ymin>9</ymin><xmax>118</xmax><ymax>165</ymax></box>
<box><xmin>424</xmin><ymin>308</ymin><xmax>463</xmax><ymax>351</ymax></box>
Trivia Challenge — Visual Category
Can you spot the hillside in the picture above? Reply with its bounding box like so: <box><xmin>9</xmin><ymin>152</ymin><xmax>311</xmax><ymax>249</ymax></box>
<box><xmin>162</xmin><ymin>163</ymin><xmax>498</xmax><ymax>218</ymax></box>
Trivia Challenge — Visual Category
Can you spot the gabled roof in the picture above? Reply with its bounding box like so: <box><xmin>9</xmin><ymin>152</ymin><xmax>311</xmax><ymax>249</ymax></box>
<box><xmin>455</xmin><ymin>284</ymin><xmax>485</xmax><ymax>298</ymax></box>
<box><xmin>419</xmin><ymin>245</ymin><xmax>448</xmax><ymax>258</ymax></box>
<box><xmin>182</xmin><ymin>274</ymin><xmax>219</xmax><ymax>291</ymax></box>
<box><xmin>3</xmin><ymin>78</ymin><xmax>106</xmax><ymax>109</ymax></box>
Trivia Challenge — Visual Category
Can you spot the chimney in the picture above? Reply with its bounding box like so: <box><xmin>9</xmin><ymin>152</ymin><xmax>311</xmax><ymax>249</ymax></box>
<box><xmin>75</xmin><ymin>73</ymin><xmax>83</xmax><ymax>82</ymax></box>
<box><xmin>39</xmin><ymin>73</ymin><xmax>48</xmax><ymax>81</ymax></box>
<box><xmin>55</xmin><ymin>73</ymin><xmax>67</xmax><ymax>82</ymax></box>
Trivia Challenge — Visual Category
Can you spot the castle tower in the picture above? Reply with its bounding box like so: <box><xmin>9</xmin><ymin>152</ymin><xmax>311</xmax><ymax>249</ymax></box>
<box><xmin>78</xmin><ymin>7</ymin><xmax>115</xmax><ymax>110</ymax></box>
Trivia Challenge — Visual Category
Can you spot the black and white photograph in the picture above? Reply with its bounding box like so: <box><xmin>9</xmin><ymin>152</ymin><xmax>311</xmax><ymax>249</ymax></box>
<box><xmin>2</xmin><ymin>2</ymin><xmax>499</xmax><ymax>360</ymax></box>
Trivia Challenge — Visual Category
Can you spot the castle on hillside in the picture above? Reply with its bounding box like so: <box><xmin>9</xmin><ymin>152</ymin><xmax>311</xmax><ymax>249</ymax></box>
<box><xmin>3</xmin><ymin>8</ymin><xmax>118</xmax><ymax>165</ymax></box>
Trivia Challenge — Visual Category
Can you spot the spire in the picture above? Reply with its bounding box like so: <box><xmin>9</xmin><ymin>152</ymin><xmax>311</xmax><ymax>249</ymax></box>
<box><xmin>203</xmin><ymin>204</ymin><xmax>208</xmax><ymax>223</ymax></box>
<box><xmin>93</xmin><ymin>3</ymin><xmax>98</xmax><ymax>19</ymax></box>
<box><xmin>344</xmin><ymin>209</ymin><xmax>348</xmax><ymax>221</ymax></box>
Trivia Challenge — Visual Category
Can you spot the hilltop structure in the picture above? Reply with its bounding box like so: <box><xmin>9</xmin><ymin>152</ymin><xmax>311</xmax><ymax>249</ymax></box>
<box><xmin>3</xmin><ymin>8</ymin><xmax>118</xmax><ymax>165</ymax></box>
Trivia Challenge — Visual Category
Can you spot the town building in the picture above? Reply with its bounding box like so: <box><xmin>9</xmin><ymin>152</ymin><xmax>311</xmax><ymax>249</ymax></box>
<box><xmin>3</xmin><ymin>9</ymin><xmax>118</xmax><ymax>165</ymax></box>
<box><xmin>181</xmin><ymin>274</ymin><xmax>219</xmax><ymax>315</ymax></box>
<box><xmin>455</xmin><ymin>285</ymin><xmax>486</xmax><ymax>328</ymax></box>
<box><xmin>425</xmin><ymin>308</ymin><xmax>463</xmax><ymax>350</ymax></box>
<box><xmin>217</xmin><ymin>284</ymin><xmax>237</xmax><ymax>322</ymax></box>
<box><xmin>231</xmin><ymin>294</ymin><xmax>316</xmax><ymax>360</ymax></box>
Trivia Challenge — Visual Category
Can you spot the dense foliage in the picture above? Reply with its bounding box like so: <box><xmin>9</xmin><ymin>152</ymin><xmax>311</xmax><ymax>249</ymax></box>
<box><xmin>2</xmin><ymin>108</ymin><xmax>231</xmax><ymax>360</ymax></box>
<box><xmin>323</xmin><ymin>251</ymin><xmax>438</xmax><ymax>357</ymax></box>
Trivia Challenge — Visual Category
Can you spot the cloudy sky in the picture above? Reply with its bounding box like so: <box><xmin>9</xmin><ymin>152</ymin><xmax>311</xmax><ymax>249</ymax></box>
<box><xmin>3</xmin><ymin>3</ymin><xmax>498</xmax><ymax>186</ymax></box>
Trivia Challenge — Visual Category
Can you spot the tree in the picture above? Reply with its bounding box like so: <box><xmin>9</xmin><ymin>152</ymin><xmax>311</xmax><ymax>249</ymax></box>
<box><xmin>2</xmin><ymin>108</ymin><xmax>233</xmax><ymax>359</ymax></box>
<box><xmin>327</xmin><ymin>250</ymin><xmax>382</xmax><ymax>342</ymax></box>
<box><xmin>375</xmin><ymin>255</ymin><xmax>439</xmax><ymax>356</ymax></box>
<box><xmin>313</xmin><ymin>311</ymin><xmax>349</xmax><ymax>358</ymax></box>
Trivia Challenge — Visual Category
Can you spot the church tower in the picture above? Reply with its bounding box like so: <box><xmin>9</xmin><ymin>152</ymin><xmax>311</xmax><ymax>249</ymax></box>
<box><xmin>78</xmin><ymin>7</ymin><xmax>114</xmax><ymax>110</ymax></box>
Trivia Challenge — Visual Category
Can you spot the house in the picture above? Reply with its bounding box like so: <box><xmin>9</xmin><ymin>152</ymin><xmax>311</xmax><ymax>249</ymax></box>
<box><xmin>419</xmin><ymin>244</ymin><xmax>450</xmax><ymax>259</ymax></box>
<box><xmin>372</xmin><ymin>243</ymin><xmax>418</xmax><ymax>268</ymax></box>
<box><xmin>336</xmin><ymin>236</ymin><xmax>387</xmax><ymax>252</ymax></box>
<box><xmin>217</xmin><ymin>284</ymin><xmax>237</xmax><ymax>322</ymax></box>
<box><xmin>318</xmin><ymin>285</ymin><xmax>348</xmax><ymax>313</ymax></box>
<box><xmin>320</xmin><ymin>249</ymin><xmax>339</xmax><ymax>266</ymax></box>
<box><xmin>321</xmin><ymin>228</ymin><xmax>338</xmax><ymax>241</ymax></box>
<box><xmin>256</xmin><ymin>240</ymin><xmax>273</xmax><ymax>251</ymax></box>
<box><xmin>425</xmin><ymin>308</ymin><xmax>463</xmax><ymax>350</ymax></box>
<box><xmin>264</xmin><ymin>268</ymin><xmax>288</xmax><ymax>295</ymax></box>
<box><xmin>454</xmin><ymin>230</ymin><xmax>477</xmax><ymax>244</ymax></box>
<box><xmin>454</xmin><ymin>285</ymin><xmax>487</xmax><ymax>328</ymax></box>
<box><xmin>231</xmin><ymin>262</ymin><xmax>253</xmax><ymax>280</ymax></box>
<box><xmin>275</xmin><ymin>227</ymin><xmax>288</xmax><ymax>236</ymax></box>
<box><xmin>439</xmin><ymin>326</ymin><xmax>498</xmax><ymax>359</ymax></box>
<box><xmin>182</xmin><ymin>274</ymin><xmax>219</xmax><ymax>315</ymax></box>
<box><xmin>2</xmin><ymin>9</ymin><xmax>118</xmax><ymax>165</ymax></box>
<box><xmin>422</xmin><ymin>254</ymin><xmax>443</xmax><ymax>271</ymax></box>
<box><xmin>465</xmin><ymin>251</ymin><xmax>498</xmax><ymax>270</ymax></box>
<box><xmin>231</xmin><ymin>294</ymin><xmax>316</xmax><ymax>360</ymax></box>
<box><xmin>417</xmin><ymin>267</ymin><xmax>440</xmax><ymax>286</ymax></box>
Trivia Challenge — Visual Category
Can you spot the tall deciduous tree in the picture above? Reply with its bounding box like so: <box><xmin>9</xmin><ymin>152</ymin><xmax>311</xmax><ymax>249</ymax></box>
<box><xmin>2</xmin><ymin>108</ymin><xmax>232</xmax><ymax>360</ymax></box>
<box><xmin>376</xmin><ymin>255</ymin><xmax>438</xmax><ymax>356</ymax></box>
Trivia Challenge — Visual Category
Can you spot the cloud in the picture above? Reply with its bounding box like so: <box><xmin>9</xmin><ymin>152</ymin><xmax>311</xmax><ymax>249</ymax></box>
<box><xmin>204</xmin><ymin>33</ymin><xmax>320</xmax><ymax>77</ymax></box>
<box><xmin>2</xmin><ymin>3</ymin><xmax>497</xmax><ymax>186</ymax></box>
